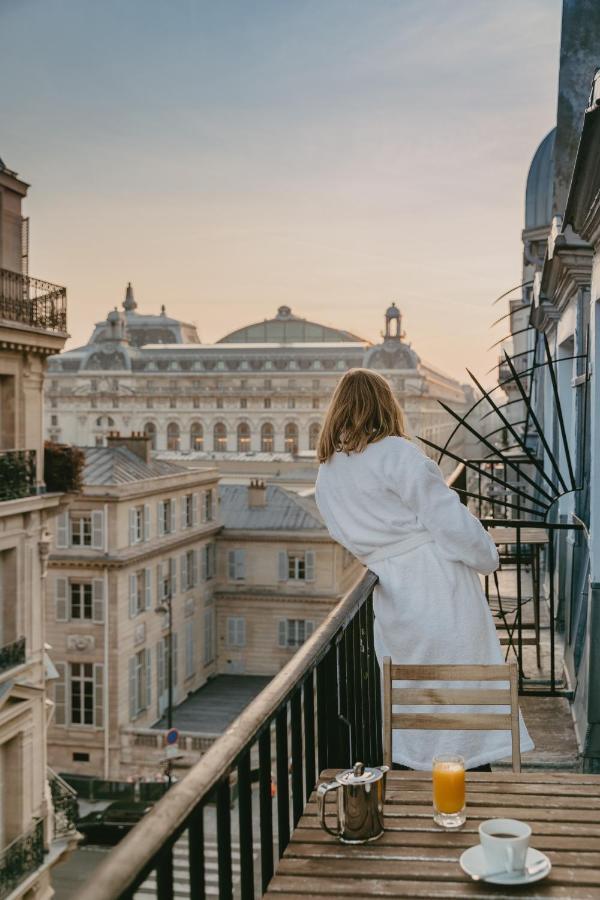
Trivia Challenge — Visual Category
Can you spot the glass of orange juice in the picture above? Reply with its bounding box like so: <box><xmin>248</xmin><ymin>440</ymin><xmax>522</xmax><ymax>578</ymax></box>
<box><xmin>432</xmin><ymin>755</ymin><xmax>466</xmax><ymax>828</ymax></box>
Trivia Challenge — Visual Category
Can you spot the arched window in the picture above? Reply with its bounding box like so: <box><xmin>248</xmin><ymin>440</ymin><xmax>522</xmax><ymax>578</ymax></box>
<box><xmin>214</xmin><ymin>422</ymin><xmax>227</xmax><ymax>452</ymax></box>
<box><xmin>284</xmin><ymin>422</ymin><xmax>298</xmax><ymax>455</ymax></box>
<box><xmin>261</xmin><ymin>422</ymin><xmax>274</xmax><ymax>453</ymax></box>
<box><xmin>143</xmin><ymin>422</ymin><xmax>157</xmax><ymax>450</ymax></box>
<box><xmin>190</xmin><ymin>421</ymin><xmax>203</xmax><ymax>451</ymax></box>
<box><xmin>166</xmin><ymin>422</ymin><xmax>180</xmax><ymax>451</ymax></box>
<box><xmin>309</xmin><ymin>422</ymin><xmax>320</xmax><ymax>451</ymax></box>
<box><xmin>237</xmin><ymin>422</ymin><xmax>251</xmax><ymax>452</ymax></box>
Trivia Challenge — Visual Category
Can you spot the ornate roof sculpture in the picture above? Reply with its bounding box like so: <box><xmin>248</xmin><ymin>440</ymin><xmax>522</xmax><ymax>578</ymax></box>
<box><xmin>218</xmin><ymin>305</ymin><xmax>366</xmax><ymax>344</ymax></box>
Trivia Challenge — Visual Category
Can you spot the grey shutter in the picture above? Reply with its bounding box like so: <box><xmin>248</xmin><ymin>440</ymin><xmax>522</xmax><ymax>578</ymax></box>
<box><xmin>145</xmin><ymin>568</ymin><xmax>152</xmax><ymax>610</ymax></box>
<box><xmin>170</xmin><ymin>559</ymin><xmax>177</xmax><ymax>596</ymax></box>
<box><xmin>129</xmin><ymin>508</ymin><xmax>136</xmax><ymax>545</ymax></box>
<box><xmin>157</xmin><ymin>640</ymin><xmax>165</xmax><ymax>698</ymax></box>
<box><xmin>306</xmin><ymin>621</ymin><xmax>315</xmax><ymax>639</ymax></box>
<box><xmin>55</xmin><ymin>577</ymin><xmax>68</xmax><ymax>622</ymax></box>
<box><xmin>227</xmin><ymin>617</ymin><xmax>235</xmax><ymax>646</ymax></box>
<box><xmin>236</xmin><ymin>549</ymin><xmax>246</xmax><ymax>580</ymax></box>
<box><xmin>305</xmin><ymin>550</ymin><xmax>315</xmax><ymax>582</ymax></box>
<box><xmin>227</xmin><ymin>550</ymin><xmax>236</xmax><ymax>581</ymax></box>
<box><xmin>158</xmin><ymin>502</ymin><xmax>165</xmax><ymax>537</ymax></box>
<box><xmin>94</xmin><ymin>663</ymin><xmax>104</xmax><ymax>727</ymax></box>
<box><xmin>278</xmin><ymin>551</ymin><xmax>288</xmax><ymax>581</ymax></box>
<box><xmin>172</xmin><ymin>632</ymin><xmax>178</xmax><ymax>687</ymax></box>
<box><xmin>185</xmin><ymin>620</ymin><xmax>194</xmax><ymax>677</ymax></box>
<box><xmin>237</xmin><ymin>617</ymin><xmax>246</xmax><ymax>647</ymax></box>
<box><xmin>144</xmin><ymin>504</ymin><xmax>151</xmax><ymax>541</ymax></box>
<box><xmin>191</xmin><ymin>550</ymin><xmax>198</xmax><ymax>587</ymax></box>
<box><xmin>157</xmin><ymin>562</ymin><xmax>163</xmax><ymax>602</ymax></box>
<box><xmin>200</xmin><ymin>545</ymin><xmax>207</xmax><ymax>581</ymax></box>
<box><xmin>181</xmin><ymin>553</ymin><xmax>188</xmax><ymax>591</ymax></box>
<box><xmin>278</xmin><ymin>620</ymin><xmax>287</xmax><ymax>648</ymax></box>
<box><xmin>192</xmin><ymin>493</ymin><xmax>198</xmax><ymax>526</ymax></box>
<box><xmin>170</xmin><ymin>498</ymin><xmax>177</xmax><ymax>534</ymax></box>
<box><xmin>129</xmin><ymin>657</ymin><xmax>136</xmax><ymax>719</ymax></box>
<box><xmin>91</xmin><ymin>510</ymin><xmax>104</xmax><ymax>550</ymax></box>
<box><xmin>56</xmin><ymin>512</ymin><xmax>69</xmax><ymax>549</ymax></box>
<box><xmin>181</xmin><ymin>496</ymin><xmax>187</xmax><ymax>529</ymax></box>
<box><xmin>54</xmin><ymin>662</ymin><xmax>67</xmax><ymax>725</ymax></box>
<box><xmin>200</xmin><ymin>492</ymin><xmax>207</xmax><ymax>523</ymax></box>
<box><xmin>129</xmin><ymin>573</ymin><xmax>138</xmax><ymax>618</ymax></box>
<box><xmin>92</xmin><ymin>579</ymin><xmax>104</xmax><ymax>623</ymax></box>
<box><xmin>145</xmin><ymin>650</ymin><xmax>152</xmax><ymax>709</ymax></box>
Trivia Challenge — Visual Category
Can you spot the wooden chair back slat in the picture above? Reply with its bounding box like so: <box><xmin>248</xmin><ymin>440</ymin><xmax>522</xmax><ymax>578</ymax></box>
<box><xmin>383</xmin><ymin>658</ymin><xmax>521</xmax><ymax>773</ymax></box>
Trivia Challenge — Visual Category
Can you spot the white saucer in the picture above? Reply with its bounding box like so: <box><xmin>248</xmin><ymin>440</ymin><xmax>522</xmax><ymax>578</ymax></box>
<box><xmin>460</xmin><ymin>845</ymin><xmax>551</xmax><ymax>885</ymax></box>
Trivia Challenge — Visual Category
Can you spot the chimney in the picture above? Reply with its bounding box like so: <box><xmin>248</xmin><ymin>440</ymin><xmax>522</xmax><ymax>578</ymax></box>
<box><xmin>106</xmin><ymin>431</ymin><xmax>151</xmax><ymax>464</ymax></box>
<box><xmin>248</xmin><ymin>478</ymin><xmax>267</xmax><ymax>508</ymax></box>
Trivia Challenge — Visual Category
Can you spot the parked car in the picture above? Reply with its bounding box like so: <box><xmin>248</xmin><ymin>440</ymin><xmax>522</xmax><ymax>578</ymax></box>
<box><xmin>77</xmin><ymin>801</ymin><xmax>154</xmax><ymax>845</ymax></box>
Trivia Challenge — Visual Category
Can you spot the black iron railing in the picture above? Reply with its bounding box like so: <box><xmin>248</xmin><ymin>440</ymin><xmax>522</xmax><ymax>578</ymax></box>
<box><xmin>76</xmin><ymin>570</ymin><xmax>380</xmax><ymax>900</ymax></box>
<box><xmin>0</xmin><ymin>819</ymin><xmax>44</xmax><ymax>900</ymax></box>
<box><xmin>0</xmin><ymin>450</ymin><xmax>36</xmax><ymax>501</ymax></box>
<box><xmin>0</xmin><ymin>268</ymin><xmax>67</xmax><ymax>333</ymax></box>
<box><xmin>0</xmin><ymin>636</ymin><xmax>26</xmax><ymax>673</ymax></box>
<box><xmin>48</xmin><ymin>769</ymin><xmax>79</xmax><ymax>837</ymax></box>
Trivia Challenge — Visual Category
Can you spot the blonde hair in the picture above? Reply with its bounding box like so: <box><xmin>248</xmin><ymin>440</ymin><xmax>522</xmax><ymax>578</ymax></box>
<box><xmin>317</xmin><ymin>368</ymin><xmax>407</xmax><ymax>463</ymax></box>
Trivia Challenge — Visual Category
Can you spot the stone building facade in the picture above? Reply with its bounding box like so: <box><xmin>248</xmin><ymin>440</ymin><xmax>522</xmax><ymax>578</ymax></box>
<box><xmin>46</xmin><ymin>434</ymin><xmax>220</xmax><ymax>780</ymax></box>
<box><xmin>45</xmin><ymin>294</ymin><xmax>470</xmax><ymax>472</ymax></box>
<box><xmin>0</xmin><ymin>155</ymin><xmax>78</xmax><ymax>898</ymax></box>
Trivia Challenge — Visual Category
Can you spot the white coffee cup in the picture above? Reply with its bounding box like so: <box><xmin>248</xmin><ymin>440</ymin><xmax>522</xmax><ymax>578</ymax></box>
<box><xmin>479</xmin><ymin>818</ymin><xmax>531</xmax><ymax>875</ymax></box>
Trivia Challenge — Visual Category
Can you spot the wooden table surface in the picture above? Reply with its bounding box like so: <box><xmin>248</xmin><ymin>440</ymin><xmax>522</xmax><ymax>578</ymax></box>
<box><xmin>488</xmin><ymin>527</ymin><xmax>549</xmax><ymax>545</ymax></box>
<box><xmin>264</xmin><ymin>770</ymin><xmax>600</xmax><ymax>899</ymax></box>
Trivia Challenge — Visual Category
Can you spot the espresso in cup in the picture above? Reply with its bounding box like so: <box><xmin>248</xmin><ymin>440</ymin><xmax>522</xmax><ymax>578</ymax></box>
<box><xmin>479</xmin><ymin>818</ymin><xmax>531</xmax><ymax>875</ymax></box>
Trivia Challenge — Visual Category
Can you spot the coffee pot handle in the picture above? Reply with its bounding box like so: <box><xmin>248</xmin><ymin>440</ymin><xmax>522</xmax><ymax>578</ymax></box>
<box><xmin>317</xmin><ymin>781</ymin><xmax>341</xmax><ymax>838</ymax></box>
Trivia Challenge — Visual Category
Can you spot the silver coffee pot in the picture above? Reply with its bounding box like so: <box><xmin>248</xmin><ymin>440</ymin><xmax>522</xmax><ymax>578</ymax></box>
<box><xmin>316</xmin><ymin>761</ymin><xmax>389</xmax><ymax>843</ymax></box>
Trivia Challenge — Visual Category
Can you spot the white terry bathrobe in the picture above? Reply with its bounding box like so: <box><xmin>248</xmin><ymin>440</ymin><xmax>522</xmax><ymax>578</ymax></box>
<box><xmin>315</xmin><ymin>435</ymin><xmax>534</xmax><ymax>770</ymax></box>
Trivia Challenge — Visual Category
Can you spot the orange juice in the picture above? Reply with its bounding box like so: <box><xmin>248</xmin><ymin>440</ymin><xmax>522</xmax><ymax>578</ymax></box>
<box><xmin>432</xmin><ymin>760</ymin><xmax>465</xmax><ymax>814</ymax></box>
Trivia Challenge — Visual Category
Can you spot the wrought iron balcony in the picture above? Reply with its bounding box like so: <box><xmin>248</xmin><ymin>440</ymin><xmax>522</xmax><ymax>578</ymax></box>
<box><xmin>0</xmin><ymin>450</ymin><xmax>36</xmax><ymax>501</ymax></box>
<box><xmin>0</xmin><ymin>818</ymin><xmax>44</xmax><ymax>900</ymax></box>
<box><xmin>0</xmin><ymin>268</ymin><xmax>67</xmax><ymax>333</ymax></box>
<box><xmin>0</xmin><ymin>637</ymin><xmax>26</xmax><ymax>674</ymax></box>
<box><xmin>48</xmin><ymin>769</ymin><xmax>79</xmax><ymax>838</ymax></box>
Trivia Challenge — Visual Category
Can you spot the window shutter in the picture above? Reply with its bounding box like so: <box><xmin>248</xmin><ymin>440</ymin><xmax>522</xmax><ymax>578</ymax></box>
<box><xmin>192</xmin><ymin>493</ymin><xmax>198</xmax><ymax>526</ymax></box>
<box><xmin>94</xmin><ymin>663</ymin><xmax>104</xmax><ymax>727</ymax></box>
<box><xmin>227</xmin><ymin>617</ymin><xmax>235</xmax><ymax>646</ymax></box>
<box><xmin>172</xmin><ymin>632</ymin><xmax>178</xmax><ymax>687</ymax></box>
<box><xmin>278</xmin><ymin>551</ymin><xmax>288</xmax><ymax>581</ymax></box>
<box><xmin>170</xmin><ymin>499</ymin><xmax>177</xmax><ymax>534</ymax></box>
<box><xmin>129</xmin><ymin>657</ymin><xmax>136</xmax><ymax>719</ymax></box>
<box><xmin>55</xmin><ymin>577</ymin><xmax>68</xmax><ymax>622</ymax></box>
<box><xmin>306</xmin><ymin>621</ymin><xmax>315</xmax><ymax>639</ymax></box>
<box><xmin>157</xmin><ymin>640</ymin><xmax>165</xmax><ymax>697</ymax></box>
<box><xmin>181</xmin><ymin>496</ymin><xmax>187</xmax><ymax>529</ymax></box>
<box><xmin>201</xmin><ymin>491</ymin><xmax>207</xmax><ymax>523</ymax></box>
<box><xmin>212</xmin><ymin>489</ymin><xmax>217</xmax><ymax>522</ymax></box>
<box><xmin>200</xmin><ymin>545</ymin><xmax>207</xmax><ymax>581</ymax></box>
<box><xmin>91</xmin><ymin>510</ymin><xmax>104</xmax><ymax>550</ymax></box>
<box><xmin>236</xmin><ymin>549</ymin><xmax>246</xmax><ymax>580</ymax></box>
<box><xmin>191</xmin><ymin>550</ymin><xmax>198</xmax><ymax>587</ymax></box>
<box><xmin>185</xmin><ymin>620</ymin><xmax>194</xmax><ymax>678</ymax></box>
<box><xmin>278</xmin><ymin>620</ymin><xmax>287</xmax><ymax>648</ymax></box>
<box><xmin>170</xmin><ymin>559</ymin><xmax>177</xmax><ymax>597</ymax></box>
<box><xmin>237</xmin><ymin>617</ymin><xmax>246</xmax><ymax>647</ymax></box>
<box><xmin>144</xmin><ymin>504</ymin><xmax>151</xmax><ymax>541</ymax></box>
<box><xmin>227</xmin><ymin>550</ymin><xmax>236</xmax><ymax>581</ymax></box>
<box><xmin>54</xmin><ymin>662</ymin><xmax>66</xmax><ymax>725</ymax></box>
<box><xmin>129</xmin><ymin>573</ymin><xmax>138</xmax><ymax>618</ymax></box>
<box><xmin>181</xmin><ymin>553</ymin><xmax>188</xmax><ymax>591</ymax></box>
<box><xmin>305</xmin><ymin>550</ymin><xmax>315</xmax><ymax>582</ymax></box>
<box><xmin>145</xmin><ymin>568</ymin><xmax>152</xmax><ymax>610</ymax></box>
<box><xmin>158</xmin><ymin>502</ymin><xmax>165</xmax><ymax>537</ymax></box>
<box><xmin>129</xmin><ymin>508</ymin><xmax>136</xmax><ymax>545</ymax></box>
<box><xmin>56</xmin><ymin>512</ymin><xmax>69</xmax><ymax>549</ymax></box>
<box><xmin>92</xmin><ymin>579</ymin><xmax>104</xmax><ymax>623</ymax></box>
<box><xmin>145</xmin><ymin>650</ymin><xmax>152</xmax><ymax>709</ymax></box>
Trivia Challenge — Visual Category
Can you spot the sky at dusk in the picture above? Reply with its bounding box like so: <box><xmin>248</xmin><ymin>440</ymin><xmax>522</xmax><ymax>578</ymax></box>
<box><xmin>0</xmin><ymin>0</ymin><xmax>561</xmax><ymax>381</ymax></box>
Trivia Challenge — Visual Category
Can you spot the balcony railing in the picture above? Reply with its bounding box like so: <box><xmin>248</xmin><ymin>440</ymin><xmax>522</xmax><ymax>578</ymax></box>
<box><xmin>0</xmin><ymin>636</ymin><xmax>26</xmax><ymax>674</ymax></box>
<box><xmin>0</xmin><ymin>450</ymin><xmax>36</xmax><ymax>501</ymax></box>
<box><xmin>0</xmin><ymin>819</ymin><xmax>44</xmax><ymax>900</ymax></box>
<box><xmin>0</xmin><ymin>268</ymin><xmax>66</xmax><ymax>333</ymax></box>
<box><xmin>77</xmin><ymin>569</ymin><xmax>380</xmax><ymax>900</ymax></box>
<box><xmin>48</xmin><ymin>769</ymin><xmax>79</xmax><ymax>838</ymax></box>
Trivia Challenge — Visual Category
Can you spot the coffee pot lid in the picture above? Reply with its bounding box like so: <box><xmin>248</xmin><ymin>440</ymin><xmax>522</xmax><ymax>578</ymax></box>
<box><xmin>336</xmin><ymin>761</ymin><xmax>385</xmax><ymax>785</ymax></box>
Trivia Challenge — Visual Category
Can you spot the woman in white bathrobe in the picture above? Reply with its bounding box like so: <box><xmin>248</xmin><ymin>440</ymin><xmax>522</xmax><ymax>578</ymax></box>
<box><xmin>315</xmin><ymin>368</ymin><xmax>533</xmax><ymax>771</ymax></box>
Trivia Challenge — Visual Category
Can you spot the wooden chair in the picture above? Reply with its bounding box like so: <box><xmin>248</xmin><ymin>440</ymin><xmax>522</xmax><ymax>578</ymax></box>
<box><xmin>382</xmin><ymin>659</ymin><xmax>521</xmax><ymax>773</ymax></box>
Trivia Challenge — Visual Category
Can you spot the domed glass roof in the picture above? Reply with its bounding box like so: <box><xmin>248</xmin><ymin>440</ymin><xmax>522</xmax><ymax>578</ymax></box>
<box><xmin>218</xmin><ymin>306</ymin><xmax>366</xmax><ymax>343</ymax></box>
<box><xmin>525</xmin><ymin>128</ymin><xmax>556</xmax><ymax>229</ymax></box>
